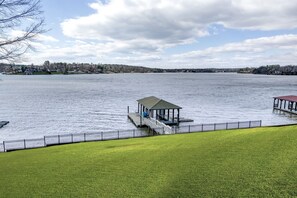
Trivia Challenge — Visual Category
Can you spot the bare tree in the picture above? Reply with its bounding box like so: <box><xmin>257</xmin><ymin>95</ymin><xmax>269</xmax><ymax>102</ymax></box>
<box><xmin>0</xmin><ymin>0</ymin><xmax>45</xmax><ymax>62</ymax></box>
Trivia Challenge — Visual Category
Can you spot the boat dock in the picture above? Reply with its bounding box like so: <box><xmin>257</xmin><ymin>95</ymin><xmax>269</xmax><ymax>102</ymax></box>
<box><xmin>128</xmin><ymin>113</ymin><xmax>173</xmax><ymax>134</ymax></box>
<box><xmin>0</xmin><ymin>121</ymin><xmax>9</xmax><ymax>128</ymax></box>
<box><xmin>128</xmin><ymin>96</ymin><xmax>194</xmax><ymax>134</ymax></box>
<box><xmin>273</xmin><ymin>95</ymin><xmax>297</xmax><ymax>115</ymax></box>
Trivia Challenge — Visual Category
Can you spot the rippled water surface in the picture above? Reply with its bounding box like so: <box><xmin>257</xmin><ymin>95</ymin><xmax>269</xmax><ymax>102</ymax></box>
<box><xmin>0</xmin><ymin>73</ymin><xmax>296</xmax><ymax>141</ymax></box>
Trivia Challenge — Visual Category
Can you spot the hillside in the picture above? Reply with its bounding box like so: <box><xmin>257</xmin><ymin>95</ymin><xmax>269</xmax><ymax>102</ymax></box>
<box><xmin>0</xmin><ymin>126</ymin><xmax>296</xmax><ymax>197</ymax></box>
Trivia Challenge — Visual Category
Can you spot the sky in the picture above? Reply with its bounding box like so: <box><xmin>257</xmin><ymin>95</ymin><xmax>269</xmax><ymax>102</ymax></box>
<box><xmin>20</xmin><ymin>0</ymin><xmax>297</xmax><ymax>68</ymax></box>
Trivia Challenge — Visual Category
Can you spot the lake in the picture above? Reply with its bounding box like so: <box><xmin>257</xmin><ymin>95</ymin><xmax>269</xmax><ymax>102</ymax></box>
<box><xmin>0</xmin><ymin>73</ymin><xmax>296</xmax><ymax>141</ymax></box>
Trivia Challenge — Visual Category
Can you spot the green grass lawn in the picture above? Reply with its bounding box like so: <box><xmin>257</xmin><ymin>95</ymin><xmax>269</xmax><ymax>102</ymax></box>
<box><xmin>0</xmin><ymin>126</ymin><xmax>296</xmax><ymax>197</ymax></box>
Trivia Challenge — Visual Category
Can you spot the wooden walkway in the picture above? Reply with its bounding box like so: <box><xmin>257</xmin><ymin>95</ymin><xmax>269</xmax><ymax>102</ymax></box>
<box><xmin>128</xmin><ymin>113</ymin><xmax>142</xmax><ymax>127</ymax></box>
<box><xmin>0</xmin><ymin>121</ymin><xmax>9</xmax><ymax>128</ymax></box>
<box><xmin>128</xmin><ymin>113</ymin><xmax>173</xmax><ymax>134</ymax></box>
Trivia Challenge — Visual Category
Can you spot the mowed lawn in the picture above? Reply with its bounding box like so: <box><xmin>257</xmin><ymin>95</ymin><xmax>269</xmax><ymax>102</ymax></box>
<box><xmin>0</xmin><ymin>126</ymin><xmax>296</xmax><ymax>197</ymax></box>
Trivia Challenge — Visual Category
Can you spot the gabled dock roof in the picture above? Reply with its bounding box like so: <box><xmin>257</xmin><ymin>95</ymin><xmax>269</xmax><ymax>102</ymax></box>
<box><xmin>273</xmin><ymin>95</ymin><xmax>297</xmax><ymax>102</ymax></box>
<box><xmin>137</xmin><ymin>96</ymin><xmax>182</xmax><ymax>110</ymax></box>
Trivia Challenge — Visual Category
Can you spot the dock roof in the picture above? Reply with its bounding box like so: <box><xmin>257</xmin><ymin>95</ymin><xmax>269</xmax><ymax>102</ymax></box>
<box><xmin>274</xmin><ymin>95</ymin><xmax>297</xmax><ymax>102</ymax></box>
<box><xmin>137</xmin><ymin>96</ymin><xmax>182</xmax><ymax>110</ymax></box>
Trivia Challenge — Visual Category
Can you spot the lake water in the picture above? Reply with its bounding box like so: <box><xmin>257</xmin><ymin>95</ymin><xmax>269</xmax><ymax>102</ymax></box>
<box><xmin>0</xmin><ymin>73</ymin><xmax>296</xmax><ymax>141</ymax></box>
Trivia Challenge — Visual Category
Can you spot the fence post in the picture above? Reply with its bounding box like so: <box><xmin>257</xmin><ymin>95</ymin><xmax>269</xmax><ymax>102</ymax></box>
<box><xmin>101</xmin><ymin>132</ymin><xmax>103</xmax><ymax>140</ymax></box>
<box><xmin>202</xmin><ymin>124</ymin><xmax>204</xmax><ymax>132</ymax></box>
<box><xmin>71</xmin><ymin>134</ymin><xmax>73</xmax><ymax>143</ymax></box>
<box><xmin>214</xmin><ymin>123</ymin><xmax>216</xmax><ymax>131</ymax></box>
<box><xmin>163</xmin><ymin>127</ymin><xmax>165</xmax><ymax>134</ymax></box>
<box><xmin>43</xmin><ymin>136</ymin><xmax>46</xmax><ymax>146</ymax></box>
<box><xmin>84</xmin><ymin>133</ymin><xmax>86</xmax><ymax>142</ymax></box>
<box><xmin>118</xmin><ymin>130</ymin><xmax>120</xmax><ymax>139</ymax></box>
<box><xmin>58</xmin><ymin>135</ymin><xmax>60</xmax><ymax>144</ymax></box>
<box><xmin>226</xmin><ymin>123</ymin><xmax>228</xmax><ymax>130</ymax></box>
<box><xmin>133</xmin><ymin>129</ymin><xmax>135</xmax><ymax>138</ymax></box>
<box><xmin>188</xmin><ymin>125</ymin><xmax>191</xmax><ymax>133</ymax></box>
<box><xmin>127</xmin><ymin>106</ymin><xmax>129</xmax><ymax>114</ymax></box>
<box><xmin>238</xmin><ymin>122</ymin><xmax>240</xmax><ymax>129</ymax></box>
<box><xmin>249</xmin><ymin>121</ymin><xmax>251</xmax><ymax>128</ymax></box>
<box><xmin>24</xmin><ymin>139</ymin><xmax>26</xmax><ymax>149</ymax></box>
<box><xmin>3</xmin><ymin>141</ymin><xmax>5</xmax><ymax>152</ymax></box>
<box><xmin>260</xmin><ymin>120</ymin><xmax>262</xmax><ymax>127</ymax></box>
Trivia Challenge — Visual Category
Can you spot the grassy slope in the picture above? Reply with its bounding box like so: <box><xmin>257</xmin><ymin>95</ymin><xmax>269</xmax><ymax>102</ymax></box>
<box><xmin>0</xmin><ymin>126</ymin><xmax>296</xmax><ymax>197</ymax></box>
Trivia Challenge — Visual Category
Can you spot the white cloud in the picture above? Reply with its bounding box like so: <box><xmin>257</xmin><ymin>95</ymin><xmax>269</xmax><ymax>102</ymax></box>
<box><xmin>170</xmin><ymin>34</ymin><xmax>297</xmax><ymax>67</ymax></box>
<box><xmin>61</xmin><ymin>0</ymin><xmax>297</xmax><ymax>41</ymax></box>
<box><xmin>35</xmin><ymin>34</ymin><xmax>59</xmax><ymax>42</ymax></box>
<box><xmin>23</xmin><ymin>34</ymin><xmax>297</xmax><ymax>67</ymax></box>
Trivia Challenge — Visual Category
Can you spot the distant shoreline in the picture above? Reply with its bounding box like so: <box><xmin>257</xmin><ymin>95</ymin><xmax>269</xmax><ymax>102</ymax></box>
<box><xmin>1</xmin><ymin>62</ymin><xmax>297</xmax><ymax>75</ymax></box>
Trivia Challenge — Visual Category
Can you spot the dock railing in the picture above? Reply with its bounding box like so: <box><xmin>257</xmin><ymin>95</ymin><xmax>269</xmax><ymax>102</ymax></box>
<box><xmin>0</xmin><ymin>120</ymin><xmax>262</xmax><ymax>153</ymax></box>
<box><xmin>172</xmin><ymin>120</ymin><xmax>262</xmax><ymax>134</ymax></box>
<box><xmin>147</xmin><ymin>117</ymin><xmax>173</xmax><ymax>134</ymax></box>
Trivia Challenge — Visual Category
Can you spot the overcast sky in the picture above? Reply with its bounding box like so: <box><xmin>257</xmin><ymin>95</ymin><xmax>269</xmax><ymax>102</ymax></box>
<box><xmin>20</xmin><ymin>0</ymin><xmax>297</xmax><ymax>68</ymax></box>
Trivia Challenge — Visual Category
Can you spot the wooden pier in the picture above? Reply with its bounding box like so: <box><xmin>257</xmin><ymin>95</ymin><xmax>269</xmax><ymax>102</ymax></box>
<box><xmin>128</xmin><ymin>113</ymin><xmax>173</xmax><ymax>134</ymax></box>
<box><xmin>128</xmin><ymin>96</ymin><xmax>193</xmax><ymax>134</ymax></box>
<box><xmin>0</xmin><ymin>121</ymin><xmax>9</xmax><ymax>128</ymax></box>
<box><xmin>128</xmin><ymin>112</ymin><xmax>142</xmax><ymax>127</ymax></box>
<box><xmin>273</xmin><ymin>95</ymin><xmax>297</xmax><ymax>115</ymax></box>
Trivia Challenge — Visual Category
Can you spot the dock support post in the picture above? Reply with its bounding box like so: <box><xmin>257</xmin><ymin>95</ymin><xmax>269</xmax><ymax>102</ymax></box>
<box><xmin>273</xmin><ymin>98</ymin><xmax>276</xmax><ymax>108</ymax></box>
<box><xmin>177</xmin><ymin>109</ymin><xmax>180</xmax><ymax>125</ymax></box>
<box><xmin>167</xmin><ymin>109</ymin><xmax>170</xmax><ymax>121</ymax></box>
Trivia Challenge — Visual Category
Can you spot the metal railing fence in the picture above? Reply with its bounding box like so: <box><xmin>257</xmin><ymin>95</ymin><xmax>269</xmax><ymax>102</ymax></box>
<box><xmin>0</xmin><ymin>120</ymin><xmax>261</xmax><ymax>152</ymax></box>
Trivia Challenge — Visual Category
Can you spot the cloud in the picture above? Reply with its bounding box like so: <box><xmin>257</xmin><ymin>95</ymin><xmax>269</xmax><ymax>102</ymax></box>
<box><xmin>61</xmin><ymin>0</ymin><xmax>297</xmax><ymax>41</ymax></box>
<box><xmin>23</xmin><ymin>34</ymin><xmax>297</xmax><ymax>67</ymax></box>
<box><xmin>35</xmin><ymin>34</ymin><xmax>59</xmax><ymax>42</ymax></box>
<box><xmin>170</xmin><ymin>34</ymin><xmax>297</xmax><ymax>67</ymax></box>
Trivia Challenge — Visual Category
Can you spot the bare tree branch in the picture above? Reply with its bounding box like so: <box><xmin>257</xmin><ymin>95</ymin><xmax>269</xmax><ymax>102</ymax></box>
<box><xmin>0</xmin><ymin>0</ymin><xmax>45</xmax><ymax>62</ymax></box>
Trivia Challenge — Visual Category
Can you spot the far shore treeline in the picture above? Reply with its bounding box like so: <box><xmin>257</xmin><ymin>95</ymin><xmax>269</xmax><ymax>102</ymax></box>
<box><xmin>0</xmin><ymin>61</ymin><xmax>297</xmax><ymax>75</ymax></box>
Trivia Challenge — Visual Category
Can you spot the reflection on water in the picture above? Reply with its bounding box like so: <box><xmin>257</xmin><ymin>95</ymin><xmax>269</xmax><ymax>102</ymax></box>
<box><xmin>0</xmin><ymin>73</ymin><xmax>296</xmax><ymax>141</ymax></box>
